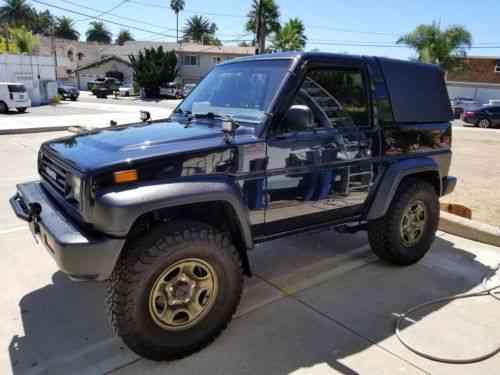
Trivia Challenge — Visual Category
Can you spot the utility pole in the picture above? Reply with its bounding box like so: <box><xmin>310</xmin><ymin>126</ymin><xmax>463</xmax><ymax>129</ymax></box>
<box><xmin>50</xmin><ymin>26</ymin><xmax>58</xmax><ymax>81</ymax></box>
<box><xmin>255</xmin><ymin>0</ymin><xmax>265</xmax><ymax>54</ymax></box>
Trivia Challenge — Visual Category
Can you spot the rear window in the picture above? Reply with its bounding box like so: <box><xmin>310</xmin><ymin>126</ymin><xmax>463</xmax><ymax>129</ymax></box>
<box><xmin>8</xmin><ymin>84</ymin><xmax>26</xmax><ymax>93</ymax></box>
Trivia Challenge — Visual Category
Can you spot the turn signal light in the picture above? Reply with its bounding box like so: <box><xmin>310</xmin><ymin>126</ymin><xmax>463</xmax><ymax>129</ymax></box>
<box><xmin>114</xmin><ymin>169</ymin><xmax>138</xmax><ymax>184</ymax></box>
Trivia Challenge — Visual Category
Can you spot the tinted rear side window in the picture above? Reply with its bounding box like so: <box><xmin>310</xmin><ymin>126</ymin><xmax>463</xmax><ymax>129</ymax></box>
<box><xmin>8</xmin><ymin>85</ymin><xmax>26</xmax><ymax>93</ymax></box>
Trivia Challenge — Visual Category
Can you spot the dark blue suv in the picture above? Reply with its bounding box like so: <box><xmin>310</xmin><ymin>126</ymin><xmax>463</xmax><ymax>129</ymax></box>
<box><xmin>11</xmin><ymin>52</ymin><xmax>456</xmax><ymax>361</ymax></box>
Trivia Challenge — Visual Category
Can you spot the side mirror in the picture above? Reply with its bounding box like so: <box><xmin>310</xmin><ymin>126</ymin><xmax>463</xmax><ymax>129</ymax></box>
<box><xmin>284</xmin><ymin>105</ymin><xmax>314</xmax><ymax>131</ymax></box>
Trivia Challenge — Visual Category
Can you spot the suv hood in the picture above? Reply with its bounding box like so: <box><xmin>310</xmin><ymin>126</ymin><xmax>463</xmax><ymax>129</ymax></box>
<box><xmin>43</xmin><ymin>120</ymin><xmax>245</xmax><ymax>173</ymax></box>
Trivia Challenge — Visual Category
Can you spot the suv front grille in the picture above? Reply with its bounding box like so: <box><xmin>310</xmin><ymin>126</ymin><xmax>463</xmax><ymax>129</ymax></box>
<box><xmin>39</xmin><ymin>153</ymin><xmax>71</xmax><ymax>199</ymax></box>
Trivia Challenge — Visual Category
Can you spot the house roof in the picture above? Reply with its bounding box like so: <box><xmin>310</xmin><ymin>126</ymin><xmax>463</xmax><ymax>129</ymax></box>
<box><xmin>100</xmin><ymin>41</ymin><xmax>255</xmax><ymax>59</ymax></box>
<box><xmin>75</xmin><ymin>55</ymin><xmax>132</xmax><ymax>72</ymax></box>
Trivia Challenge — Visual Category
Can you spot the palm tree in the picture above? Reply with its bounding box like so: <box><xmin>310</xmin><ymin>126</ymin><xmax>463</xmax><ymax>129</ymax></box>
<box><xmin>86</xmin><ymin>21</ymin><xmax>112</xmax><ymax>44</ymax></box>
<box><xmin>54</xmin><ymin>16</ymin><xmax>79</xmax><ymax>41</ymax></box>
<box><xmin>271</xmin><ymin>18</ymin><xmax>306</xmax><ymax>52</ymax></box>
<box><xmin>183</xmin><ymin>15</ymin><xmax>217</xmax><ymax>45</ymax></box>
<box><xmin>246</xmin><ymin>0</ymin><xmax>280</xmax><ymax>50</ymax></box>
<box><xmin>397</xmin><ymin>22</ymin><xmax>472</xmax><ymax>72</ymax></box>
<box><xmin>31</xmin><ymin>10</ymin><xmax>55</xmax><ymax>36</ymax></box>
<box><xmin>116</xmin><ymin>30</ymin><xmax>134</xmax><ymax>45</ymax></box>
<box><xmin>0</xmin><ymin>0</ymin><xmax>33</xmax><ymax>27</ymax></box>
<box><xmin>170</xmin><ymin>0</ymin><xmax>185</xmax><ymax>43</ymax></box>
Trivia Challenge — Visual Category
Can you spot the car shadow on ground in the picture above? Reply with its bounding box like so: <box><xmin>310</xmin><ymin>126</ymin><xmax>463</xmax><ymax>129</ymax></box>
<box><xmin>8</xmin><ymin>234</ymin><xmax>498</xmax><ymax>375</ymax></box>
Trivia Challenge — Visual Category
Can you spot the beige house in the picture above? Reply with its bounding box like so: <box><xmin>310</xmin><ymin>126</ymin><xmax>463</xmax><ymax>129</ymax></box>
<box><xmin>36</xmin><ymin>38</ymin><xmax>255</xmax><ymax>89</ymax></box>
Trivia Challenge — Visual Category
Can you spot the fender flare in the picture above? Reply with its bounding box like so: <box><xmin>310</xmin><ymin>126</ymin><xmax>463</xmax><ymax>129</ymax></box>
<box><xmin>366</xmin><ymin>157</ymin><xmax>441</xmax><ymax>221</ymax></box>
<box><xmin>92</xmin><ymin>178</ymin><xmax>253</xmax><ymax>250</ymax></box>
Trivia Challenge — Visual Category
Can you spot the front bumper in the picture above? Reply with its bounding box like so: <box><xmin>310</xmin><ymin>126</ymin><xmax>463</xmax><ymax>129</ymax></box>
<box><xmin>442</xmin><ymin>176</ymin><xmax>457</xmax><ymax>196</ymax></box>
<box><xmin>10</xmin><ymin>182</ymin><xmax>125</xmax><ymax>281</ymax></box>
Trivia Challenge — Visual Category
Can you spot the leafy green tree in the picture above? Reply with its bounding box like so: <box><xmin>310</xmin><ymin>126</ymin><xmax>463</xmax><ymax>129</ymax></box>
<box><xmin>397</xmin><ymin>22</ymin><xmax>472</xmax><ymax>72</ymax></box>
<box><xmin>129</xmin><ymin>46</ymin><xmax>178</xmax><ymax>98</ymax></box>
<box><xmin>54</xmin><ymin>16</ymin><xmax>79</xmax><ymax>40</ymax></box>
<box><xmin>183</xmin><ymin>15</ymin><xmax>218</xmax><ymax>45</ymax></box>
<box><xmin>116</xmin><ymin>30</ymin><xmax>134</xmax><ymax>45</ymax></box>
<box><xmin>86</xmin><ymin>21</ymin><xmax>112</xmax><ymax>44</ymax></box>
<box><xmin>0</xmin><ymin>35</ymin><xmax>18</xmax><ymax>53</ymax></box>
<box><xmin>170</xmin><ymin>0</ymin><xmax>185</xmax><ymax>42</ymax></box>
<box><xmin>271</xmin><ymin>18</ymin><xmax>306</xmax><ymax>52</ymax></box>
<box><xmin>246</xmin><ymin>0</ymin><xmax>280</xmax><ymax>50</ymax></box>
<box><xmin>9</xmin><ymin>25</ymin><xmax>39</xmax><ymax>53</ymax></box>
<box><xmin>0</xmin><ymin>0</ymin><xmax>33</xmax><ymax>27</ymax></box>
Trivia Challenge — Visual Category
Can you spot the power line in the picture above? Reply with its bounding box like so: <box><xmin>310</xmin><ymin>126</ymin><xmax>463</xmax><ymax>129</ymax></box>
<box><xmin>59</xmin><ymin>0</ymin><xmax>178</xmax><ymax>31</ymax></box>
<box><xmin>128</xmin><ymin>0</ymin><xmax>247</xmax><ymax>18</ymax></box>
<box><xmin>31</xmin><ymin>0</ymin><xmax>178</xmax><ymax>39</ymax></box>
<box><xmin>75</xmin><ymin>0</ymin><xmax>130</xmax><ymax>23</ymax></box>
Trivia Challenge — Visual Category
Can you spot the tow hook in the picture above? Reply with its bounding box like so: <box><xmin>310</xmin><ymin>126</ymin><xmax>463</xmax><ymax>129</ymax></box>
<box><xmin>28</xmin><ymin>202</ymin><xmax>42</xmax><ymax>242</ymax></box>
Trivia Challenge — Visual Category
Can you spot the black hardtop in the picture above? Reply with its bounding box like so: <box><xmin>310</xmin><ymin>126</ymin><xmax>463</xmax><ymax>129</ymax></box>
<box><xmin>376</xmin><ymin>57</ymin><xmax>453</xmax><ymax>124</ymax></box>
<box><xmin>226</xmin><ymin>52</ymin><xmax>453</xmax><ymax>124</ymax></box>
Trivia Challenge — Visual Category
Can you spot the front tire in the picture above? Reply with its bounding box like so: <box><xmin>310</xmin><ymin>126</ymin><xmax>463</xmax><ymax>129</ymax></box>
<box><xmin>107</xmin><ymin>221</ymin><xmax>243</xmax><ymax>361</ymax></box>
<box><xmin>368</xmin><ymin>178</ymin><xmax>439</xmax><ymax>266</ymax></box>
<box><xmin>17</xmin><ymin>107</ymin><xmax>27</xmax><ymax>113</ymax></box>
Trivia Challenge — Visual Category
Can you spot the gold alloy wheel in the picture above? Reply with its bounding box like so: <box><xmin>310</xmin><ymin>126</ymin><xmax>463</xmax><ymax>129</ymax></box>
<box><xmin>400</xmin><ymin>200</ymin><xmax>427</xmax><ymax>247</ymax></box>
<box><xmin>148</xmin><ymin>258</ymin><xmax>218</xmax><ymax>331</ymax></box>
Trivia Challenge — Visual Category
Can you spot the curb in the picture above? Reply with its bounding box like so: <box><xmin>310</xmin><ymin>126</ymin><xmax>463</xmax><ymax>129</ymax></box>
<box><xmin>439</xmin><ymin>211</ymin><xmax>500</xmax><ymax>247</ymax></box>
<box><xmin>0</xmin><ymin>126</ymin><xmax>72</xmax><ymax>135</ymax></box>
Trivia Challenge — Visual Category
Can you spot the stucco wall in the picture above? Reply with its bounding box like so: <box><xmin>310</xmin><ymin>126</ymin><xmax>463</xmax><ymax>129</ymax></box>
<box><xmin>0</xmin><ymin>54</ymin><xmax>56</xmax><ymax>105</ymax></box>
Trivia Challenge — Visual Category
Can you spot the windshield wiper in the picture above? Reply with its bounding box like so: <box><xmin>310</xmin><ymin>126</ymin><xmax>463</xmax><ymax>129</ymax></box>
<box><xmin>174</xmin><ymin>108</ymin><xmax>191</xmax><ymax>117</ymax></box>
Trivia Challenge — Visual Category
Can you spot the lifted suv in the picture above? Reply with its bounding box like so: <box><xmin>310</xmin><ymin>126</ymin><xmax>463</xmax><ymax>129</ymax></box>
<box><xmin>11</xmin><ymin>52</ymin><xmax>456</xmax><ymax>361</ymax></box>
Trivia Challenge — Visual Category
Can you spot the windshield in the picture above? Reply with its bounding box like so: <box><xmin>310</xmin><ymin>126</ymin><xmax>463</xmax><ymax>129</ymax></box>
<box><xmin>179</xmin><ymin>59</ymin><xmax>291</xmax><ymax>123</ymax></box>
<box><xmin>8</xmin><ymin>84</ymin><xmax>26</xmax><ymax>93</ymax></box>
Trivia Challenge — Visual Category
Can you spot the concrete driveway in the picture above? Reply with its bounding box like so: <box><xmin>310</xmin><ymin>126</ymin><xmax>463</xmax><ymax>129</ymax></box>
<box><xmin>2</xmin><ymin>133</ymin><xmax>500</xmax><ymax>375</ymax></box>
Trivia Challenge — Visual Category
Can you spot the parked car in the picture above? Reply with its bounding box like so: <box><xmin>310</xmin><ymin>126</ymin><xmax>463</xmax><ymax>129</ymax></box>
<box><xmin>92</xmin><ymin>77</ymin><xmax>121</xmax><ymax>98</ymax></box>
<box><xmin>183</xmin><ymin>83</ymin><xmax>197</xmax><ymax>97</ymax></box>
<box><xmin>118</xmin><ymin>86</ymin><xmax>136</xmax><ymax>97</ymax></box>
<box><xmin>485</xmin><ymin>99</ymin><xmax>500</xmax><ymax>107</ymax></box>
<box><xmin>87</xmin><ymin>78</ymin><xmax>106</xmax><ymax>92</ymax></box>
<box><xmin>450</xmin><ymin>97</ymin><xmax>481</xmax><ymax>118</ymax></box>
<box><xmin>58</xmin><ymin>85</ymin><xmax>80</xmax><ymax>101</ymax></box>
<box><xmin>462</xmin><ymin>105</ymin><xmax>500</xmax><ymax>128</ymax></box>
<box><xmin>160</xmin><ymin>82</ymin><xmax>183</xmax><ymax>98</ymax></box>
<box><xmin>10</xmin><ymin>52</ymin><xmax>455</xmax><ymax>361</ymax></box>
<box><xmin>0</xmin><ymin>82</ymin><xmax>31</xmax><ymax>113</ymax></box>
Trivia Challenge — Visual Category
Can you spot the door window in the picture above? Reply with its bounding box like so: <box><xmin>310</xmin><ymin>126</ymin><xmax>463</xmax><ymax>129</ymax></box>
<box><xmin>298</xmin><ymin>68</ymin><xmax>369</xmax><ymax>128</ymax></box>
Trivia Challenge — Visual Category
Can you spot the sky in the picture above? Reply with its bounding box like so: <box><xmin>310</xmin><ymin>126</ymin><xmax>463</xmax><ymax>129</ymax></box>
<box><xmin>27</xmin><ymin>0</ymin><xmax>500</xmax><ymax>60</ymax></box>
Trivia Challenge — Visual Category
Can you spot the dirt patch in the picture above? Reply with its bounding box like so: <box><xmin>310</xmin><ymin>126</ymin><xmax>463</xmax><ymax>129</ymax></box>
<box><xmin>441</xmin><ymin>126</ymin><xmax>500</xmax><ymax>228</ymax></box>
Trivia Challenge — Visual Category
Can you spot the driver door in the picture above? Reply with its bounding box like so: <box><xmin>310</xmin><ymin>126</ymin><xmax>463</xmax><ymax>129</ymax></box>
<box><xmin>262</xmin><ymin>63</ymin><xmax>377</xmax><ymax>235</ymax></box>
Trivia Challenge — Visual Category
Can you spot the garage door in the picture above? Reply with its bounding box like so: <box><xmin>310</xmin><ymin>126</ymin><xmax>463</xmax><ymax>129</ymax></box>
<box><xmin>447</xmin><ymin>85</ymin><xmax>477</xmax><ymax>100</ymax></box>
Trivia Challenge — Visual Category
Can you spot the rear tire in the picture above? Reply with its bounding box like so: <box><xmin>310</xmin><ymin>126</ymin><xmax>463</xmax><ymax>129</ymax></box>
<box><xmin>106</xmin><ymin>221</ymin><xmax>243</xmax><ymax>361</ymax></box>
<box><xmin>368</xmin><ymin>178</ymin><xmax>439</xmax><ymax>266</ymax></box>
<box><xmin>0</xmin><ymin>102</ymin><xmax>8</xmax><ymax>113</ymax></box>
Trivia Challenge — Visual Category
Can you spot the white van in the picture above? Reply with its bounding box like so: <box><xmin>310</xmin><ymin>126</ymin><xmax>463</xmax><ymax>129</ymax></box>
<box><xmin>0</xmin><ymin>83</ymin><xmax>31</xmax><ymax>113</ymax></box>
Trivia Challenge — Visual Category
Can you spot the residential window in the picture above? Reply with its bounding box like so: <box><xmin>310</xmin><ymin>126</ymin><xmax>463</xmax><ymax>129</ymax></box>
<box><xmin>495</xmin><ymin>60</ymin><xmax>500</xmax><ymax>73</ymax></box>
<box><xmin>212</xmin><ymin>56</ymin><xmax>222</xmax><ymax>65</ymax></box>
<box><xmin>183</xmin><ymin>55</ymin><xmax>199</xmax><ymax>66</ymax></box>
